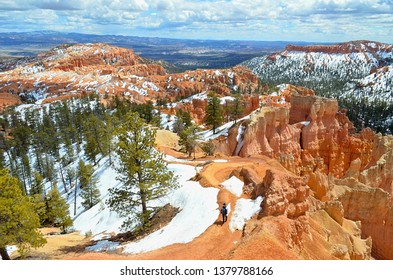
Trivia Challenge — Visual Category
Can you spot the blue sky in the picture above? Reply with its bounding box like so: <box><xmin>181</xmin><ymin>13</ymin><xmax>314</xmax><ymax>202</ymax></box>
<box><xmin>0</xmin><ymin>0</ymin><xmax>392</xmax><ymax>43</ymax></box>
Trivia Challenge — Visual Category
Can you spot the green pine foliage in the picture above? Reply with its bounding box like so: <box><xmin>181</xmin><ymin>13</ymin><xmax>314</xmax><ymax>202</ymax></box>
<box><xmin>45</xmin><ymin>185</ymin><xmax>73</xmax><ymax>233</ymax></box>
<box><xmin>201</xmin><ymin>139</ymin><xmax>216</xmax><ymax>156</ymax></box>
<box><xmin>0</xmin><ymin>169</ymin><xmax>46</xmax><ymax>260</ymax></box>
<box><xmin>179</xmin><ymin>125</ymin><xmax>201</xmax><ymax>159</ymax></box>
<box><xmin>172</xmin><ymin>109</ymin><xmax>192</xmax><ymax>135</ymax></box>
<box><xmin>230</xmin><ymin>93</ymin><xmax>245</xmax><ymax>124</ymax></box>
<box><xmin>78</xmin><ymin>160</ymin><xmax>101</xmax><ymax>210</ymax></box>
<box><xmin>204</xmin><ymin>92</ymin><xmax>224</xmax><ymax>134</ymax></box>
<box><xmin>0</xmin><ymin>94</ymin><xmax>175</xmax><ymax>236</ymax></box>
<box><xmin>29</xmin><ymin>171</ymin><xmax>44</xmax><ymax>196</ymax></box>
<box><xmin>107</xmin><ymin>112</ymin><xmax>179</xmax><ymax>232</ymax></box>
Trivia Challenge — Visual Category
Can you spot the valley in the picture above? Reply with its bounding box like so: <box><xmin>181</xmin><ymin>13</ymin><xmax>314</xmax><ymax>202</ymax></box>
<box><xmin>0</xmin><ymin>39</ymin><xmax>392</xmax><ymax>261</ymax></box>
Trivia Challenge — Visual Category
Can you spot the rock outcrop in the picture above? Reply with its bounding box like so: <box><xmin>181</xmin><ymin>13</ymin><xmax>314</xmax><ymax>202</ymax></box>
<box><xmin>231</xmin><ymin>167</ymin><xmax>372</xmax><ymax>260</ymax></box>
<box><xmin>0</xmin><ymin>44</ymin><xmax>260</xmax><ymax>110</ymax></box>
<box><xmin>227</xmin><ymin>94</ymin><xmax>374</xmax><ymax>177</ymax></box>
<box><xmin>333</xmin><ymin>177</ymin><xmax>393</xmax><ymax>259</ymax></box>
<box><xmin>217</xmin><ymin>90</ymin><xmax>392</xmax><ymax>259</ymax></box>
<box><xmin>255</xmin><ymin>169</ymin><xmax>311</xmax><ymax>219</ymax></box>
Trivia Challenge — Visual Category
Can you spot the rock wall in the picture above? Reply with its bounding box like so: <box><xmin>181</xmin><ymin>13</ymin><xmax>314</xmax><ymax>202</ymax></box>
<box><xmin>334</xmin><ymin>178</ymin><xmax>393</xmax><ymax>259</ymax></box>
<box><xmin>255</xmin><ymin>169</ymin><xmax>311</xmax><ymax>219</ymax></box>
<box><xmin>235</xmin><ymin>168</ymin><xmax>372</xmax><ymax>260</ymax></box>
<box><xmin>221</xmin><ymin>93</ymin><xmax>392</xmax><ymax>259</ymax></box>
<box><xmin>229</xmin><ymin>95</ymin><xmax>374</xmax><ymax>177</ymax></box>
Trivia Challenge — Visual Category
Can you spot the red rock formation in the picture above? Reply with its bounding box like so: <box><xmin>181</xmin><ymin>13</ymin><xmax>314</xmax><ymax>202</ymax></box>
<box><xmin>334</xmin><ymin>177</ymin><xmax>393</xmax><ymax>259</ymax></box>
<box><xmin>232</xmin><ymin>167</ymin><xmax>372</xmax><ymax>260</ymax></box>
<box><xmin>0</xmin><ymin>44</ymin><xmax>260</xmax><ymax>110</ymax></box>
<box><xmin>255</xmin><ymin>169</ymin><xmax>311</xmax><ymax>218</ymax></box>
<box><xmin>0</xmin><ymin>93</ymin><xmax>21</xmax><ymax>110</ymax></box>
<box><xmin>221</xmin><ymin>91</ymin><xmax>392</xmax><ymax>259</ymax></box>
<box><xmin>226</xmin><ymin>95</ymin><xmax>374</xmax><ymax>177</ymax></box>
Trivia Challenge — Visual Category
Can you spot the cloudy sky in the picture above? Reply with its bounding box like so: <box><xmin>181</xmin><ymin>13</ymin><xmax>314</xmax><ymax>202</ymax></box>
<box><xmin>0</xmin><ymin>0</ymin><xmax>392</xmax><ymax>43</ymax></box>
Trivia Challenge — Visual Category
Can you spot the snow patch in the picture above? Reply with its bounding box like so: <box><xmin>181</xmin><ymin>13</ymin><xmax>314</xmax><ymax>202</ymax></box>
<box><xmin>86</xmin><ymin>240</ymin><xmax>120</xmax><ymax>252</ymax></box>
<box><xmin>220</xmin><ymin>176</ymin><xmax>244</xmax><ymax>197</ymax></box>
<box><xmin>229</xmin><ymin>196</ymin><xmax>263</xmax><ymax>232</ymax></box>
<box><xmin>234</xmin><ymin>124</ymin><xmax>245</xmax><ymax>156</ymax></box>
<box><xmin>121</xmin><ymin>181</ymin><xmax>219</xmax><ymax>254</ymax></box>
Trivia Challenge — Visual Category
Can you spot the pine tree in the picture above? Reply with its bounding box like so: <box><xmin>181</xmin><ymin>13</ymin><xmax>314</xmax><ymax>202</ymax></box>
<box><xmin>173</xmin><ymin>109</ymin><xmax>192</xmax><ymax>135</ymax></box>
<box><xmin>0</xmin><ymin>169</ymin><xmax>46</xmax><ymax>260</ymax></box>
<box><xmin>179</xmin><ymin>125</ymin><xmax>201</xmax><ymax>159</ymax></box>
<box><xmin>65</xmin><ymin>165</ymin><xmax>76</xmax><ymax>191</ymax></box>
<box><xmin>107</xmin><ymin>112</ymin><xmax>179</xmax><ymax>231</ymax></box>
<box><xmin>201</xmin><ymin>139</ymin><xmax>216</xmax><ymax>156</ymax></box>
<box><xmin>204</xmin><ymin>92</ymin><xmax>224</xmax><ymax>134</ymax></box>
<box><xmin>45</xmin><ymin>185</ymin><xmax>73</xmax><ymax>233</ymax></box>
<box><xmin>78</xmin><ymin>160</ymin><xmax>100</xmax><ymax>210</ymax></box>
<box><xmin>30</xmin><ymin>171</ymin><xmax>45</xmax><ymax>196</ymax></box>
<box><xmin>230</xmin><ymin>94</ymin><xmax>245</xmax><ymax>124</ymax></box>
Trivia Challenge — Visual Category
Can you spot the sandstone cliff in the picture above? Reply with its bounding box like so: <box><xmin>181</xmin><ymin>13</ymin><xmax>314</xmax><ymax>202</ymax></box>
<box><xmin>216</xmin><ymin>87</ymin><xmax>392</xmax><ymax>259</ymax></box>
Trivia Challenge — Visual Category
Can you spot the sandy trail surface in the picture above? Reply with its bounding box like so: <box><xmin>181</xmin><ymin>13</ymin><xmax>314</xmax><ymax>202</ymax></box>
<box><xmin>23</xmin><ymin>151</ymin><xmax>278</xmax><ymax>260</ymax></box>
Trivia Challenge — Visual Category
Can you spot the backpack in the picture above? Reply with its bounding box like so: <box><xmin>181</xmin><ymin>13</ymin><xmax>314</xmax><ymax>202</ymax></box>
<box><xmin>221</xmin><ymin>206</ymin><xmax>227</xmax><ymax>215</ymax></box>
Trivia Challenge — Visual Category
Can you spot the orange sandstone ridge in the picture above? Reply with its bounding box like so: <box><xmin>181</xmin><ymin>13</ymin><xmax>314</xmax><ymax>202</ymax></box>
<box><xmin>0</xmin><ymin>43</ymin><xmax>259</xmax><ymax>114</ymax></box>
<box><xmin>213</xmin><ymin>86</ymin><xmax>393</xmax><ymax>259</ymax></box>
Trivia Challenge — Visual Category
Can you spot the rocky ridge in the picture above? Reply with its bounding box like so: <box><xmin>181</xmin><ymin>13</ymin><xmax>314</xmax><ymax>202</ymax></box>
<box><xmin>0</xmin><ymin>43</ymin><xmax>259</xmax><ymax>116</ymax></box>
<box><xmin>242</xmin><ymin>40</ymin><xmax>393</xmax><ymax>134</ymax></box>
<box><xmin>215</xmin><ymin>85</ymin><xmax>392</xmax><ymax>259</ymax></box>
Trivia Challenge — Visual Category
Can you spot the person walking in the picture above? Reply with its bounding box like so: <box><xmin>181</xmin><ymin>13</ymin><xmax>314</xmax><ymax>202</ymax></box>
<box><xmin>221</xmin><ymin>203</ymin><xmax>228</xmax><ymax>224</ymax></box>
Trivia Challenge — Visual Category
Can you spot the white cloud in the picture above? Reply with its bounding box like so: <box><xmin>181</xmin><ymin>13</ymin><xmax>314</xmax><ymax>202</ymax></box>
<box><xmin>0</xmin><ymin>0</ymin><xmax>391</xmax><ymax>42</ymax></box>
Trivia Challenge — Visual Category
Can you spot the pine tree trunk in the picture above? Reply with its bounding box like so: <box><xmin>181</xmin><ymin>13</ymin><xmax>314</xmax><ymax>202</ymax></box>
<box><xmin>74</xmin><ymin>177</ymin><xmax>78</xmax><ymax>216</ymax></box>
<box><xmin>0</xmin><ymin>247</ymin><xmax>10</xmax><ymax>260</ymax></box>
<box><xmin>59</xmin><ymin>164</ymin><xmax>68</xmax><ymax>193</ymax></box>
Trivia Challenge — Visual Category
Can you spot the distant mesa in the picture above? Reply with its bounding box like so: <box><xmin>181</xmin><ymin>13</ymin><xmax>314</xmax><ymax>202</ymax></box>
<box><xmin>285</xmin><ymin>40</ymin><xmax>393</xmax><ymax>55</ymax></box>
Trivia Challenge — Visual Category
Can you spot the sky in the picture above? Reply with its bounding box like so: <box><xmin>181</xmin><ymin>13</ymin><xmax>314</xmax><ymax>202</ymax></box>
<box><xmin>0</xmin><ymin>0</ymin><xmax>392</xmax><ymax>43</ymax></box>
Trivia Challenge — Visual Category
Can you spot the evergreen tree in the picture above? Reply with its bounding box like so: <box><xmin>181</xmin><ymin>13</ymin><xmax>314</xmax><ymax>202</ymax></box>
<box><xmin>102</xmin><ymin>112</ymin><xmax>115</xmax><ymax>165</ymax></box>
<box><xmin>179</xmin><ymin>125</ymin><xmax>201</xmax><ymax>159</ymax></box>
<box><xmin>45</xmin><ymin>185</ymin><xmax>73</xmax><ymax>233</ymax></box>
<box><xmin>204</xmin><ymin>93</ymin><xmax>224</xmax><ymax>134</ymax></box>
<box><xmin>230</xmin><ymin>94</ymin><xmax>245</xmax><ymax>124</ymax></box>
<box><xmin>84</xmin><ymin>133</ymin><xmax>99</xmax><ymax>164</ymax></box>
<box><xmin>107</xmin><ymin>112</ymin><xmax>178</xmax><ymax>231</ymax></box>
<box><xmin>172</xmin><ymin>109</ymin><xmax>192</xmax><ymax>135</ymax></box>
<box><xmin>78</xmin><ymin>160</ymin><xmax>101</xmax><ymax>210</ymax></box>
<box><xmin>65</xmin><ymin>166</ymin><xmax>76</xmax><ymax>190</ymax></box>
<box><xmin>30</xmin><ymin>171</ymin><xmax>45</xmax><ymax>196</ymax></box>
<box><xmin>201</xmin><ymin>139</ymin><xmax>216</xmax><ymax>156</ymax></box>
<box><xmin>0</xmin><ymin>149</ymin><xmax>5</xmax><ymax>169</ymax></box>
<box><xmin>0</xmin><ymin>169</ymin><xmax>46</xmax><ymax>260</ymax></box>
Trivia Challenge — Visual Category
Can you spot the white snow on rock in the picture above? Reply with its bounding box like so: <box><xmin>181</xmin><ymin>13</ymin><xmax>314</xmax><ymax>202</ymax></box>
<box><xmin>219</xmin><ymin>176</ymin><xmax>244</xmax><ymax>197</ymax></box>
<box><xmin>72</xmin><ymin>159</ymin><xmax>222</xmax><ymax>255</ymax></box>
<box><xmin>121</xmin><ymin>180</ymin><xmax>219</xmax><ymax>254</ymax></box>
<box><xmin>86</xmin><ymin>240</ymin><xmax>120</xmax><ymax>252</ymax></box>
<box><xmin>6</xmin><ymin>245</ymin><xmax>18</xmax><ymax>257</ymax></box>
<box><xmin>229</xmin><ymin>196</ymin><xmax>263</xmax><ymax>232</ymax></box>
<box><xmin>234</xmin><ymin>124</ymin><xmax>245</xmax><ymax>156</ymax></box>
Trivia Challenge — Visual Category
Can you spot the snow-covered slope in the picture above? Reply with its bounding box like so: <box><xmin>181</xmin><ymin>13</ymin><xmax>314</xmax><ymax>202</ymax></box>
<box><xmin>242</xmin><ymin>40</ymin><xmax>393</xmax><ymax>133</ymax></box>
<box><xmin>244</xmin><ymin>40</ymin><xmax>392</xmax><ymax>88</ymax></box>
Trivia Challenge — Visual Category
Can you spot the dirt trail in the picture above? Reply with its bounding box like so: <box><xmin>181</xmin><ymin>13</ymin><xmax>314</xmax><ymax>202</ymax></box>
<box><xmin>26</xmin><ymin>154</ymin><xmax>277</xmax><ymax>260</ymax></box>
<box><xmin>64</xmin><ymin>169</ymin><xmax>242</xmax><ymax>260</ymax></box>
